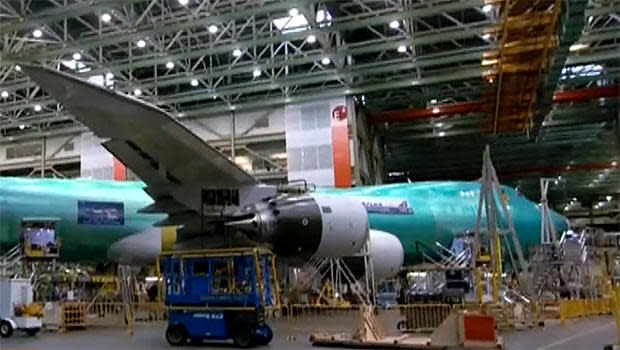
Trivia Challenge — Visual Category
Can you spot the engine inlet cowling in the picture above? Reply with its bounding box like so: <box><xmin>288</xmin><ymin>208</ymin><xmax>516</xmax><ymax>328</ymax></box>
<box><xmin>227</xmin><ymin>194</ymin><xmax>369</xmax><ymax>263</ymax></box>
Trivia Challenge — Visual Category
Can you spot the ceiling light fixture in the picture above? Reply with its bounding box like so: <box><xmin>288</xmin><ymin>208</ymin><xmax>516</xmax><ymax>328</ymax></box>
<box><xmin>482</xmin><ymin>4</ymin><xmax>493</xmax><ymax>13</ymax></box>
<box><xmin>19</xmin><ymin>124</ymin><xmax>25</xmax><ymax>130</ymax></box>
<box><xmin>321</xmin><ymin>57</ymin><xmax>331</xmax><ymax>65</ymax></box>
<box><xmin>101</xmin><ymin>13</ymin><xmax>112</xmax><ymax>22</ymax></box>
<box><xmin>34</xmin><ymin>104</ymin><xmax>42</xmax><ymax>112</ymax></box>
<box><xmin>166</xmin><ymin>61</ymin><xmax>174</xmax><ymax>69</ymax></box>
<box><xmin>253</xmin><ymin>68</ymin><xmax>261</xmax><ymax>77</ymax></box>
<box><xmin>136</xmin><ymin>39</ymin><xmax>146</xmax><ymax>48</ymax></box>
<box><xmin>289</xmin><ymin>8</ymin><xmax>299</xmax><ymax>17</ymax></box>
<box><xmin>389</xmin><ymin>20</ymin><xmax>400</xmax><ymax>29</ymax></box>
<box><xmin>179</xmin><ymin>0</ymin><xmax>189</xmax><ymax>5</ymax></box>
<box><xmin>133</xmin><ymin>89</ymin><xmax>142</xmax><ymax>96</ymax></box>
<box><xmin>73</xmin><ymin>52</ymin><xmax>82</xmax><ymax>60</ymax></box>
<box><xmin>432</xmin><ymin>107</ymin><xmax>440</xmax><ymax>114</ymax></box>
<box><xmin>307</xmin><ymin>34</ymin><xmax>316</xmax><ymax>43</ymax></box>
<box><xmin>232</xmin><ymin>48</ymin><xmax>242</xmax><ymax>57</ymax></box>
<box><xmin>32</xmin><ymin>29</ymin><xmax>43</xmax><ymax>38</ymax></box>
<box><xmin>397</xmin><ymin>45</ymin><xmax>407</xmax><ymax>53</ymax></box>
<box><xmin>190</xmin><ymin>79</ymin><xmax>199</xmax><ymax>87</ymax></box>
<box><xmin>208</xmin><ymin>25</ymin><xmax>218</xmax><ymax>34</ymax></box>
<box><xmin>1</xmin><ymin>91</ymin><xmax>8</xmax><ymax>98</ymax></box>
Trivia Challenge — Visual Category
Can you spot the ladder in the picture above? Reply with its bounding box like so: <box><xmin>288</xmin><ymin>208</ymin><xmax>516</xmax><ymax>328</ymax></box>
<box><xmin>117</xmin><ymin>265</ymin><xmax>136</xmax><ymax>335</ymax></box>
<box><xmin>0</xmin><ymin>244</ymin><xmax>22</xmax><ymax>277</ymax></box>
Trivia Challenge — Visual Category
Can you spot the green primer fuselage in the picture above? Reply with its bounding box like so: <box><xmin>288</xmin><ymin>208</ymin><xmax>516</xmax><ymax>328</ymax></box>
<box><xmin>0</xmin><ymin>177</ymin><xmax>567</xmax><ymax>265</ymax></box>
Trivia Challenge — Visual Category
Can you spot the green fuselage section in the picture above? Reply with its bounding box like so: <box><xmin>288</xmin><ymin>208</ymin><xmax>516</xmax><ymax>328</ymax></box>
<box><xmin>0</xmin><ymin>177</ymin><xmax>567</xmax><ymax>265</ymax></box>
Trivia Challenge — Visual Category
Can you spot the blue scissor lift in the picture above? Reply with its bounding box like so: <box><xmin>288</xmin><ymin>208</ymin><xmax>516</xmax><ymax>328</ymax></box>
<box><xmin>158</xmin><ymin>248</ymin><xmax>280</xmax><ymax>347</ymax></box>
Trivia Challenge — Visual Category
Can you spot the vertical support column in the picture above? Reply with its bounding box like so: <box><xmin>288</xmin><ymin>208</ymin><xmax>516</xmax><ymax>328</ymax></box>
<box><xmin>331</xmin><ymin>104</ymin><xmax>351</xmax><ymax>188</ymax></box>
<box><xmin>40</xmin><ymin>137</ymin><xmax>46</xmax><ymax>178</ymax></box>
<box><xmin>113</xmin><ymin>158</ymin><xmax>127</xmax><ymax>181</ymax></box>
<box><xmin>231</xmin><ymin>111</ymin><xmax>236</xmax><ymax>160</ymax></box>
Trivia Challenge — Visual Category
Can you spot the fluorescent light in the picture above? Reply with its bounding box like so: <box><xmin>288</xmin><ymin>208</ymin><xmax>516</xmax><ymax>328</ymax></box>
<box><xmin>482</xmin><ymin>4</ymin><xmax>493</xmax><ymax>13</ymax></box>
<box><xmin>166</xmin><ymin>61</ymin><xmax>174</xmax><ymax>69</ymax></box>
<box><xmin>208</xmin><ymin>25</ymin><xmax>218</xmax><ymax>34</ymax></box>
<box><xmin>178</xmin><ymin>0</ymin><xmax>189</xmax><ymax>5</ymax></box>
<box><xmin>73</xmin><ymin>52</ymin><xmax>82</xmax><ymax>60</ymax></box>
<box><xmin>15</xmin><ymin>65</ymin><xmax>21</xmax><ymax>71</ymax></box>
<box><xmin>190</xmin><ymin>79</ymin><xmax>199</xmax><ymax>87</ymax></box>
<box><xmin>101</xmin><ymin>13</ymin><xmax>112</xmax><ymax>22</ymax></box>
<box><xmin>482</xmin><ymin>33</ymin><xmax>491</xmax><ymax>39</ymax></box>
<box><xmin>430</xmin><ymin>99</ymin><xmax>437</xmax><ymax>104</ymax></box>
<box><xmin>273</xmin><ymin>13</ymin><xmax>308</xmax><ymax>33</ymax></box>
<box><xmin>307</xmin><ymin>34</ymin><xmax>316</xmax><ymax>43</ymax></box>
<box><xmin>432</xmin><ymin>107</ymin><xmax>440</xmax><ymax>114</ymax></box>
<box><xmin>482</xmin><ymin>58</ymin><xmax>498</xmax><ymax>65</ymax></box>
<box><xmin>19</xmin><ymin>124</ymin><xmax>25</xmax><ymax>130</ymax></box>
<box><xmin>133</xmin><ymin>89</ymin><xmax>142</xmax><ymax>96</ymax></box>
<box><xmin>105</xmin><ymin>72</ymin><xmax>114</xmax><ymax>79</ymax></box>
<box><xmin>389</xmin><ymin>20</ymin><xmax>400</xmax><ymax>29</ymax></box>
<box><xmin>232</xmin><ymin>48</ymin><xmax>242</xmax><ymax>57</ymax></box>
<box><xmin>136</xmin><ymin>39</ymin><xmax>146</xmax><ymax>48</ymax></box>
<box><xmin>34</xmin><ymin>104</ymin><xmax>42</xmax><ymax>112</ymax></box>
<box><xmin>1</xmin><ymin>91</ymin><xmax>8</xmax><ymax>98</ymax></box>
<box><xmin>271</xmin><ymin>152</ymin><xmax>287</xmax><ymax>159</ymax></box>
<box><xmin>569</xmin><ymin>43</ymin><xmax>589</xmax><ymax>52</ymax></box>
<box><xmin>397</xmin><ymin>45</ymin><xmax>407</xmax><ymax>53</ymax></box>
<box><xmin>438</xmin><ymin>131</ymin><xmax>445</xmax><ymax>137</ymax></box>
<box><xmin>321</xmin><ymin>57</ymin><xmax>331</xmax><ymax>65</ymax></box>
<box><xmin>253</xmin><ymin>68</ymin><xmax>261</xmax><ymax>77</ymax></box>
<box><xmin>289</xmin><ymin>8</ymin><xmax>299</xmax><ymax>17</ymax></box>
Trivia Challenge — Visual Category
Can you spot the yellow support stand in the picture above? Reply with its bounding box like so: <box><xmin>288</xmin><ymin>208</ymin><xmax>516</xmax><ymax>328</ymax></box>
<box><xmin>612</xmin><ymin>283</ymin><xmax>620</xmax><ymax>346</ymax></box>
<box><xmin>491</xmin><ymin>230</ymin><xmax>502</xmax><ymax>304</ymax></box>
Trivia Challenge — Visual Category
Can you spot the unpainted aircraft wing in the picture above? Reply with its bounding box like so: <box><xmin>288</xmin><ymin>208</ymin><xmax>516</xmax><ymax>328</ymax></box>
<box><xmin>23</xmin><ymin>65</ymin><xmax>261</xmax><ymax>218</ymax></box>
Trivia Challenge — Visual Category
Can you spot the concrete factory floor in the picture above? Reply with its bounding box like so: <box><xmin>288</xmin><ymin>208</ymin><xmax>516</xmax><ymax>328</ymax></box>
<box><xmin>1</xmin><ymin>314</ymin><xmax>616</xmax><ymax>350</ymax></box>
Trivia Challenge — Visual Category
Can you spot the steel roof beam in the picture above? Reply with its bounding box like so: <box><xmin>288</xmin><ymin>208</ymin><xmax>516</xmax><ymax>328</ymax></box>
<box><xmin>0</xmin><ymin>0</ymin><xmax>147</xmax><ymax>33</ymax></box>
<box><xmin>0</xmin><ymin>0</ymin><xmax>484</xmax><ymax>65</ymax></box>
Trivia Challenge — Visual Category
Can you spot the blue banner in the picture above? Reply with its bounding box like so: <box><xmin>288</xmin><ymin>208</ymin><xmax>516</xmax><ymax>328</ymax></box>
<box><xmin>78</xmin><ymin>201</ymin><xmax>124</xmax><ymax>226</ymax></box>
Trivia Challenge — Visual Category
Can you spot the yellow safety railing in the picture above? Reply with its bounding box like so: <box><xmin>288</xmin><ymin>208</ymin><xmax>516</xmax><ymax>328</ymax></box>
<box><xmin>396</xmin><ymin>303</ymin><xmax>455</xmax><ymax>332</ymax></box>
<box><xmin>87</xmin><ymin>301</ymin><xmax>166</xmax><ymax>323</ymax></box>
<box><xmin>559</xmin><ymin>298</ymin><xmax>613</xmax><ymax>325</ymax></box>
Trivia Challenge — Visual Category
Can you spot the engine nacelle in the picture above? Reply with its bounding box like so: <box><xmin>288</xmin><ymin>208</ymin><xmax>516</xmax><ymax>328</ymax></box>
<box><xmin>368</xmin><ymin>229</ymin><xmax>404</xmax><ymax>280</ymax></box>
<box><xmin>228</xmin><ymin>194</ymin><xmax>369</xmax><ymax>263</ymax></box>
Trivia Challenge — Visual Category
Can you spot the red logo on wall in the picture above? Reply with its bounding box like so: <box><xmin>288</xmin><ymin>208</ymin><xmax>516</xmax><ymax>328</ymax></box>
<box><xmin>332</xmin><ymin>105</ymin><xmax>347</xmax><ymax>121</ymax></box>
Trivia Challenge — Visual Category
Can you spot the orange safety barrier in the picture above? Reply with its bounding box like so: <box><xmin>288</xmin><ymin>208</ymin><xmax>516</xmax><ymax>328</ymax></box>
<box><xmin>60</xmin><ymin>302</ymin><xmax>86</xmax><ymax>331</ymax></box>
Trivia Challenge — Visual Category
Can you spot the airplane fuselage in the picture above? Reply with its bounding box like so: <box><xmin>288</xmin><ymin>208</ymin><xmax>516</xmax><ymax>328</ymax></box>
<box><xmin>0</xmin><ymin>177</ymin><xmax>568</xmax><ymax>265</ymax></box>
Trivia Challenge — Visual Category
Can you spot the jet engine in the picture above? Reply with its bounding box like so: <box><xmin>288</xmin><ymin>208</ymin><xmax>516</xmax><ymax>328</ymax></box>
<box><xmin>368</xmin><ymin>229</ymin><xmax>404</xmax><ymax>280</ymax></box>
<box><xmin>227</xmin><ymin>194</ymin><xmax>369</xmax><ymax>264</ymax></box>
